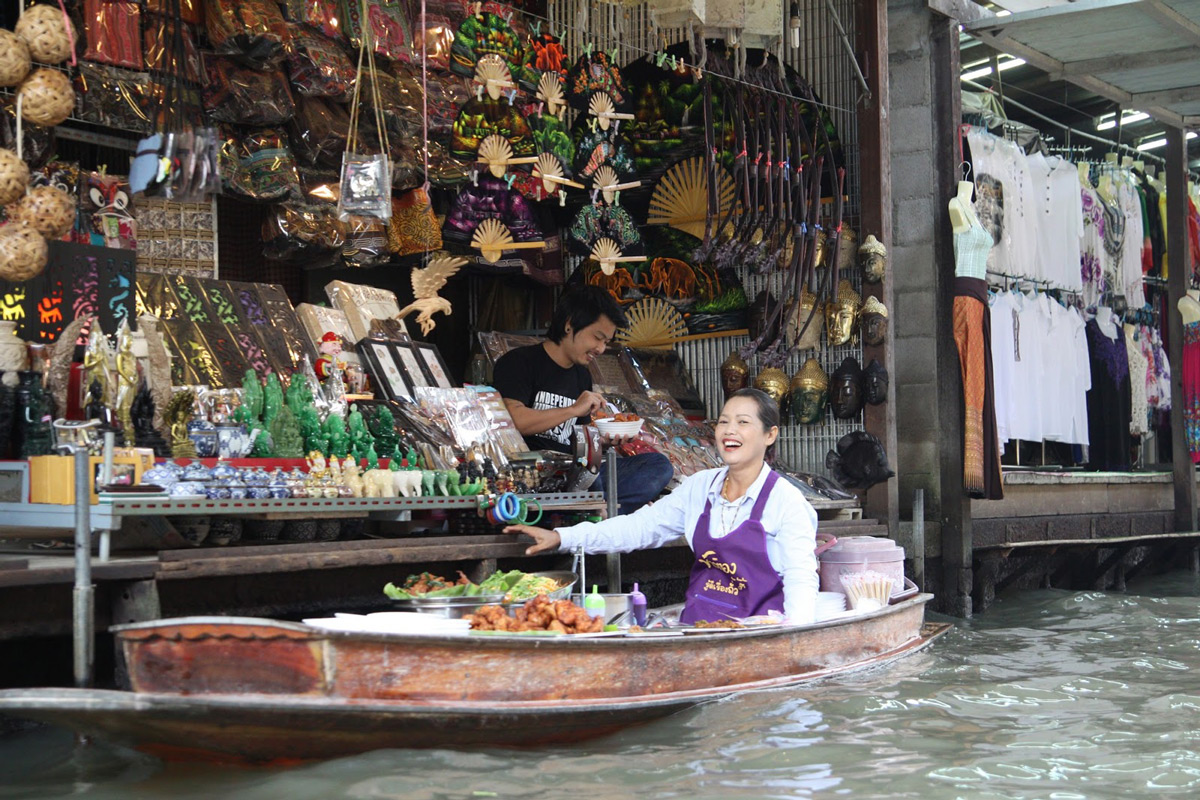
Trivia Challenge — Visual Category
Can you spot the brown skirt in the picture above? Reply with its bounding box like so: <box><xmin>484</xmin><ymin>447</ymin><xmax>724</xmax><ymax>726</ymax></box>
<box><xmin>953</xmin><ymin>277</ymin><xmax>1003</xmax><ymax>500</ymax></box>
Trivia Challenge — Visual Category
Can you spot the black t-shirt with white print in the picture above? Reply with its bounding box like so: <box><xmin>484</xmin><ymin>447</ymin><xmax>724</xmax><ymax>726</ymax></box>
<box><xmin>492</xmin><ymin>343</ymin><xmax>592</xmax><ymax>454</ymax></box>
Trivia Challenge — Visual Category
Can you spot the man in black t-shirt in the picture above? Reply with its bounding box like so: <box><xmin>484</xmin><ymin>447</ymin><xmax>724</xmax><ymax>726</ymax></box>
<box><xmin>492</xmin><ymin>286</ymin><xmax>673</xmax><ymax>513</ymax></box>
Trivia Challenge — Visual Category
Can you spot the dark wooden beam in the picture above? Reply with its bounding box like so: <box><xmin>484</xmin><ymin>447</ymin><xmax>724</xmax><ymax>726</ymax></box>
<box><xmin>857</xmin><ymin>0</ymin><xmax>897</xmax><ymax>535</ymax></box>
<box><xmin>1166</xmin><ymin>126</ymin><xmax>1198</xmax><ymax>533</ymax></box>
<box><xmin>933</xmin><ymin>15</ymin><xmax>972</xmax><ymax>617</ymax></box>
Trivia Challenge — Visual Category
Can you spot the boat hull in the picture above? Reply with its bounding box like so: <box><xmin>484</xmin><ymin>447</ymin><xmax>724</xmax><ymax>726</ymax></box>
<box><xmin>0</xmin><ymin>596</ymin><xmax>950</xmax><ymax>761</ymax></box>
<box><xmin>117</xmin><ymin>595</ymin><xmax>937</xmax><ymax>703</ymax></box>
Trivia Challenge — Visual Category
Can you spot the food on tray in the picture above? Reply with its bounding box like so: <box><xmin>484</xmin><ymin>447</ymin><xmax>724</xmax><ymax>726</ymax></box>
<box><xmin>467</xmin><ymin>594</ymin><xmax>604</xmax><ymax>634</ymax></box>
<box><xmin>383</xmin><ymin>571</ymin><xmax>471</xmax><ymax>599</ymax></box>
<box><xmin>383</xmin><ymin>569</ymin><xmax>570</xmax><ymax>601</ymax></box>
<box><xmin>692</xmin><ymin>619</ymin><xmax>744</xmax><ymax>629</ymax></box>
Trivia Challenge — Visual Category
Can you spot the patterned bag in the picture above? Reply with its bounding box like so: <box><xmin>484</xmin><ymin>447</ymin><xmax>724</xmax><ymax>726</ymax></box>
<box><xmin>84</xmin><ymin>0</ymin><xmax>143</xmax><ymax>69</ymax></box>
<box><xmin>387</xmin><ymin>188</ymin><xmax>441</xmax><ymax>256</ymax></box>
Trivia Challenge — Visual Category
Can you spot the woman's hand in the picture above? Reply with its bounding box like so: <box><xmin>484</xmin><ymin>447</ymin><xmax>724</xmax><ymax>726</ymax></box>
<box><xmin>503</xmin><ymin>525</ymin><xmax>562</xmax><ymax>555</ymax></box>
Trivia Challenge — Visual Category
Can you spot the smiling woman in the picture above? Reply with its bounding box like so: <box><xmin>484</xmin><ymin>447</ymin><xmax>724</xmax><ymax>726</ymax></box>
<box><xmin>505</xmin><ymin>389</ymin><xmax>820</xmax><ymax>625</ymax></box>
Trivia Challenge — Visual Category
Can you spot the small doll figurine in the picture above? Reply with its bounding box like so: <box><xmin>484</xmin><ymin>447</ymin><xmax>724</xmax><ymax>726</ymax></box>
<box><xmin>315</xmin><ymin>332</ymin><xmax>348</xmax><ymax>383</ymax></box>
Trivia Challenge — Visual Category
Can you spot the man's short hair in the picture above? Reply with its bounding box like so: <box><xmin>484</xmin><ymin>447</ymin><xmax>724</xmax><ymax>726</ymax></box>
<box><xmin>546</xmin><ymin>286</ymin><xmax>628</xmax><ymax>343</ymax></box>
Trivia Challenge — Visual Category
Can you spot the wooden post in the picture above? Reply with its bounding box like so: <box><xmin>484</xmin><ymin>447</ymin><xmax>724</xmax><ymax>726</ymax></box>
<box><xmin>1165</xmin><ymin>127</ymin><xmax>1197</xmax><ymax>534</ymax></box>
<box><xmin>858</xmin><ymin>0</ymin><xmax>898</xmax><ymax>538</ymax></box>
<box><xmin>932</xmin><ymin>14</ymin><xmax>972</xmax><ymax>617</ymax></box>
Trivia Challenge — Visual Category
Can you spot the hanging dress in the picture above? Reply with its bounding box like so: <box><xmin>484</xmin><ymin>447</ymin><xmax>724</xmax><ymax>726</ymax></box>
<box><xmin>1184</xmin><ymin>321</ymin><xmax>1200</xmax><ymax>463</ymax></box>
<box><xmin>1085</xmin><ymin>319</ymin><xmax>1132</xmax><ymax>471</ymax></box>
<box><xmin>953</xmin><ymin>210</ymin><xmax>1004</xmax><ymax>499</ymax></box>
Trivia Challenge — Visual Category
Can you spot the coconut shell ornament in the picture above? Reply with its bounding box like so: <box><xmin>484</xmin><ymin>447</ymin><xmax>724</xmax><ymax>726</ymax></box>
<box><xmin>0</xmin><ymin>220</ymin><xmax>48</xmax><ymax>281</ymax></box>
<box><xmin>10</xmin><ymin>185</ymin><xmax>73</xmax><ymax>238</ymax></box>
<box><xmin>15</xmin><ymin>4</ymin><xmax>76</xmax><ymax>66</ymax></box>
<box><xmin>0</xmin><ymin>148</ymin><xmax>30</xmax><ymax>206</ymax></box>
<box><xmin>18</xmin><ymin>68</ymin><xmax>74</xmax><ymax>127</ymax></box>
<box><xmin>0</xmin><ymin>30</ymin><xmax>31</xmax><ymax>87</ymax></box>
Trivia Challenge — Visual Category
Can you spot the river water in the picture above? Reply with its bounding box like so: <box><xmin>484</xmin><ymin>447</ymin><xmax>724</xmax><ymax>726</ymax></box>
<box><xmin>3</xmin><ymin>569</ymin><xmax>1200</xmax><ymax>799</ymax></box>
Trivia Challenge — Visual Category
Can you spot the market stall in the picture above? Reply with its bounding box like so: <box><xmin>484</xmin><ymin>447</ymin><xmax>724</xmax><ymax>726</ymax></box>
<box><xmin>0</xmin><ymin>0</ymin><xmax>896</xmax><ymax>685</ymax></box>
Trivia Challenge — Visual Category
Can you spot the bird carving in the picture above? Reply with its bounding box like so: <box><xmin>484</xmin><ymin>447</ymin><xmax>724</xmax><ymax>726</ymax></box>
<box><xmin>397</xmin><ymin>254</ymin><xmax>468</xmax><ymax>336</ymax></box>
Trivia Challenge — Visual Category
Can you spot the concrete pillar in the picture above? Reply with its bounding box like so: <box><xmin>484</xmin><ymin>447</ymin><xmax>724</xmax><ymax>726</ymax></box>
<box><xmin>887</xmin><ymin>0</ymin><xmax>971</xmax><ymax>615</ymax></box>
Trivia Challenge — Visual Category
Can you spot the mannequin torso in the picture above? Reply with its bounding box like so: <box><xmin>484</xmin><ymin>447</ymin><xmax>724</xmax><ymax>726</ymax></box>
<box><xmin>1095</xmin><ymin>306</ymin><xmax>1119</xmax><ymax>340</ymax></box>
<box><xmin>1179</xmin><ymin>289</ymin><xmax>1200</xmax><ymax>325</ymax></box>
<box><xmin>948</xmin><ymin>180</ymin><xmax>978</xmax><ymax>234</ymax></box>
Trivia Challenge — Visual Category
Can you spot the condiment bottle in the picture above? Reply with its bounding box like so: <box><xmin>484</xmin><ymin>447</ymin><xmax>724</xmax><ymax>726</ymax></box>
<box><xmin>630</xmin><ymin>582</ymin><xmax>647</xmax><ymax>626</ymax></box>
<box><xmin>584</xmin><ymin>585</ymin><xmax>605</xmax><ymax>619</ymax></box>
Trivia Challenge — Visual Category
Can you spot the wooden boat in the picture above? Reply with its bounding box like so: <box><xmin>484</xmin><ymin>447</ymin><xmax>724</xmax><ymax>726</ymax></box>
<box><xmin>0</xmin><ymin>594</ymin><xmax>949</xmax><ymax>762</ymax></box>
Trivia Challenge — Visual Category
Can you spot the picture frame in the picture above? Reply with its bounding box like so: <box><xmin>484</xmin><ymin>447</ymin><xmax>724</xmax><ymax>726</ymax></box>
<box><xmin>391</xmin><ymin>341</ymin><xmax>431</xmax><ymax>390</ymax></box>
<box><xmin>411</xmin><ymin>341</ymin><xmax>455</xmax><ymax>389</ymax></box>
<box><xmin>356</xmin><ymin>337</ymin><xmax>413</xmax><ymax>402</ymax></box>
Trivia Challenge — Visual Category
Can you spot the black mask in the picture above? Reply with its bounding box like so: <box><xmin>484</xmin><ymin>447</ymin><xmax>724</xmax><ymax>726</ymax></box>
<box><xmin>829</xmin><ymin>357</ymin><xmax>864</xmax><ymax>419</ymax></box>
<box><xmin>864</xmin><ymin>359</ymin><xmax>888</xmax><ymax>405</ymax></box>
<box><xmin>748</xmin><ymin>290</ymin><xmax>779</xmax><ymax>349</ymax></box>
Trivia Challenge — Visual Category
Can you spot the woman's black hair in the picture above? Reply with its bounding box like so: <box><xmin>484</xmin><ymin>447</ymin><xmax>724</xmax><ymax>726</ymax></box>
<box><xmin>546</xmin><ymin>286</ymin><xmax>628</xmax><ymax>343</ymax></box>
<box><xmin>725</xmin><ymin>388</ymin><xmax>781</xmax><ymax>458</ymax></box>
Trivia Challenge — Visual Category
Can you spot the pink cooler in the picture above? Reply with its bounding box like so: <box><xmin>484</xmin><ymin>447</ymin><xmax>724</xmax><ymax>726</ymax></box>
<box><xmin>818</xmin><ymin>536</ymin><xmax>906</xmax><ymax>596</ymax></box>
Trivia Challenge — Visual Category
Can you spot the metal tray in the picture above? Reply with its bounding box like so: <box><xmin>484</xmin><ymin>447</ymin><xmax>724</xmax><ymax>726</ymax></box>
<box><xmin>390</xmin><ymin>593</ymin><xmax>507</xmax><ymax>619</ymax></box>
<box><xmin>503</xmin><ymin>571</ymin><xmax>578</xmax><ymax>603</ymax></box>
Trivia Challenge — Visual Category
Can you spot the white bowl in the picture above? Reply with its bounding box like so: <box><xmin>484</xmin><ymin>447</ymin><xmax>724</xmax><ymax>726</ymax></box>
<box><xmin>594</xmin><ymin>419</ymin><xmax>644</xmax><ymax>437</ymax></box>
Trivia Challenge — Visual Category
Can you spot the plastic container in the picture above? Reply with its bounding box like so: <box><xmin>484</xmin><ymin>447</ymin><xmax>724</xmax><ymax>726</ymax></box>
<box><xmin>583</xmin><ymin>585</ymin><xmax>606</xmax><ymax>619</ymax></box>
<box><xmin>818</xmin><ymin>536</ymin><xmax>905</xmax><ymax>597</ymax></box>
<box><xmin>630</xmin><ymin>582</ymin><xmax>647</xmax><ymax>626</ymax></box>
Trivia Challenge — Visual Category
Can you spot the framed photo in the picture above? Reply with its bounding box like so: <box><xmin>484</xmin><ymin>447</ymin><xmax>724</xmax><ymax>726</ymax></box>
<box><xmin>412</xmin><ymin>341</ymin><xmax>455</xmax><ymax>389</ymax></box>
<box><xmin>392</xmin><ymin>341</ymin><xmax>431</xmax><ymax>390</ymax></box>
<box><xmin>357</xmin><ymin>338</ymin><xmax>412</xmax><ymax>401</ymax></box>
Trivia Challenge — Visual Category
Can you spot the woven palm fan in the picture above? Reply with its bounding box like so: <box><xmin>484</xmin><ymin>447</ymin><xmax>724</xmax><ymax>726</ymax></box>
<box><xmin>470</xmin><ymin>218</ymin><xmax>546</xmax><ymax>263</ymax></box>
<box><xmin>474</xmin><ymin>54</ymin><xmax>515</xmax><ymax>100</ymax></box>
<box><xmin>532</xmin><ymin>153</ymin><xmax>584</xmax><ymax>196</ymax></box>
<box><xmin>477</xmin><ymin>134</ymin><xmax>538</xmax><ymax>178</ymax></box>
<box><xmin>648</xmin><ymin>158</ymin><xmax>738</xmax><ymax>239</ymax></box>
<box><xmin>592</xmin><ymin>165</ymin><xmax>641</xmax><ymax>205</ymax></box>
<box><xmin>590</xmin><ymin>236</ymin><xmax>647</xmax><ymax>276</ymax></box>
<box><xmin>536</xmin><ymin>72</ymin><xmax>566</xmax><ymax>119</ymax></box>
<box><xmin>615</xmin><ymin>297</ymin><xmax>687</xmax><ymax>350</ymax></box>
<box><xmin>587</xmin><ymin>91</ymin><xmax>633</xmax><ymax>131</ymax></box>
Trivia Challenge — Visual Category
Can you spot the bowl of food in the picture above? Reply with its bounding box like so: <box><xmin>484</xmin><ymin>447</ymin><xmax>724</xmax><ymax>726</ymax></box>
<box><xmin>502</xmin><ymin>571</ymin><xmax>577</xmax><ymax>603</ymax></box>
<box><xmin>593</xmin><ymin>412</ymin><xmax>643</xmax><ymax>437</ymax></box>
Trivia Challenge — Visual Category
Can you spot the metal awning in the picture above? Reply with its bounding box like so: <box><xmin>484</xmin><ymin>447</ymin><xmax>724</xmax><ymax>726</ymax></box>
<box><xmin>964</xmin><ymin>0</ymin><xmax>1200</xmax><ymax>128</ymax></box>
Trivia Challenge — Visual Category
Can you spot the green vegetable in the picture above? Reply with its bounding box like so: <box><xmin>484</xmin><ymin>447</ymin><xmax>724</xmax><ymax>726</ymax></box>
<box><xmin>383</xmin><ymin>582</ymin><xmax>411</xmax><ymax>600</ymax></box>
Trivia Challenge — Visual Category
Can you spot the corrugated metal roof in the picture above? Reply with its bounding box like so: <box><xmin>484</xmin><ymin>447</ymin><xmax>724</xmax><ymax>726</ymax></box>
<box><xmin>965</xmin><ymin>0</ymin><xmax>1200</xmax><ymax>127</ymax></box>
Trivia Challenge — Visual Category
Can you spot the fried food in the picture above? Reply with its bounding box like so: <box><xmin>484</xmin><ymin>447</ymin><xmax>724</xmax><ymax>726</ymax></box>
<box><xmin>692</xmin><ymin>619</ymin><xmax>743</xmax><ymax>629</ymax></box>
<box><xmin>402</xmin><ymin>571</ymin><xmax>470</xmax><ymax>595</ymax></box>
<box><xmin>467</xmin><ymin>594</ymin><xmax>605</xmax><ymax>634</ymax></box>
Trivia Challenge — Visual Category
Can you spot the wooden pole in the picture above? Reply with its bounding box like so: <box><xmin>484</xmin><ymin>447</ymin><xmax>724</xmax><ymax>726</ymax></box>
<box><xmin>932</xmin><ymin>14</ymin><xmax>972</xmax><ymax>616</ymax></box>
<box><xmin>857</xmin><ymin>0</ymin><xmax>898</xmax><ymax>538</ymax></box>
<box><xmin>1165</xmin><ymin>126</ymin><xmax>1197</xmax><ymax>533</ymax></box>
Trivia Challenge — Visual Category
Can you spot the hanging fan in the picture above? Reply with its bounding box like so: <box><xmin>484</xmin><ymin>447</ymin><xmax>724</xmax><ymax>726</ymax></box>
<box><xmin>615</xmin><ymin>297</ymin><xmax>688</xmax><ymax>350</ymax></box>
<box><xmin>536</xmin><ymin>72</ymin><xmax>566</xmax><ymax>119</ymax></box>
<box><xmin>587</xmin><ymin>91</ymin><xmax>633</xmax><ymax>131</ymax></box>
<box><xmin>648</xmin><ymin>157</ymin><xmax>738</xmax><ymax>239</ymax></box>
<box><xmin>533</xmin><ymin>153</ymin><xmax>584</xmax><ymax>195</ymax></box>
<box><xmin>470</xmin><ymin>218</ymin><xmax>546</xmax><ymax>263</ymax></box>
<box><xmin>590</xmin><ymin>236</ymin><xmax>647</xmax><ymax>275</ymax></box>
<box><xmin>474</xmin><ymin>54</ymin><xmax>515</xmax><ymax>100</ymax></box>
<box><xmin>477</xmin><ymin>134</ymin><xmax>538</xmax><ymax>178</ymax></box>
<box><xmin>592</xmin><ymin>164</ymin><xmax>641</xmax><ymax>204</ymax></box>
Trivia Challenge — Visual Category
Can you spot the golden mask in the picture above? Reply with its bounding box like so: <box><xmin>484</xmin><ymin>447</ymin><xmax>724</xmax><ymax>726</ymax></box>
<box><xmin>815</xmin><ymin>226</ymin><xmax>858</xmax><ymax>272</ymax></box>
<box><xmin>753</xmin><ymin>367</ymin><xmax>790</xmax><ymax>407</ymax></box>
<box><xmin>824</xmin><ymin>279</ymin><xmax>861</xmax><ymax>346</ymax></box>
<box><xmin>859</xmin><ymin>234</ymin><xmax>887</xmax><ymax>284</ymax></box>
<box><xmin>720</xmin><ymin>350</ymin><xmax>750</xmax><ymax>400</ymax></box>
<box><xmin>789</xmin><ymin>358</ymin><xmax>829</xmax><ymax>425</ymax></box>
<box><xmin>787</xmin><ymin>287</ymin><xmax>824</xmax><ymax>352</ymax></box>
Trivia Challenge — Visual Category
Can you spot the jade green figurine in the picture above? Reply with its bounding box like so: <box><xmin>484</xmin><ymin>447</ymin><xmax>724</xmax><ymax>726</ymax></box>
<box><xmin>262</xmin><ymin>372</ymin><xmax>283</xmax><ymax>427</ymax></box>
<box><xmin>239</xmin><ymin>369</ymin><xmax>263</xmax><ymax>422</ymax></box>
<box><xmin>346</xmin><ymin>404</ymin><xmax>374</xmax><ymax>458</ymax></box>
<box><xmin>368</xmin><ymin>405</ymin><xmax>400</xmax><ymax>460</ymax></box>
<box><xmin>421</xmin><ymin>470</ymin><xmax>435</xmax><ymax>496</ymax></box>
<box><xmin>270</xmin><ymin>404</ymin><xmax>305</xmax><ymax>458</ymax></box>
<box><xmin>325</xmin><ymin>414</ymin><xmax>349</xmax><ymax>458</ymax></box>
<box><xmin>366</xmin><ymin>444</ymin><xmax>379</xmax><ymax>470</ymax></box>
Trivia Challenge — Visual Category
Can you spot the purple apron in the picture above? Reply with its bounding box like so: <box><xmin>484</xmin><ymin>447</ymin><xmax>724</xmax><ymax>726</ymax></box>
<box><xmin>679</xmin><ymin>471</ymin><xmax>784</xmax><ymax>624</ymax></box>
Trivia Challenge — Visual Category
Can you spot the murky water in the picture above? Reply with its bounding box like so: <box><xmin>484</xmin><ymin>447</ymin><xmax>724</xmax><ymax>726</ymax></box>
<box><xmin>3</xmin><ymin>570</ymin><xmax>1200</xmax><ymax>799</ymax></box>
